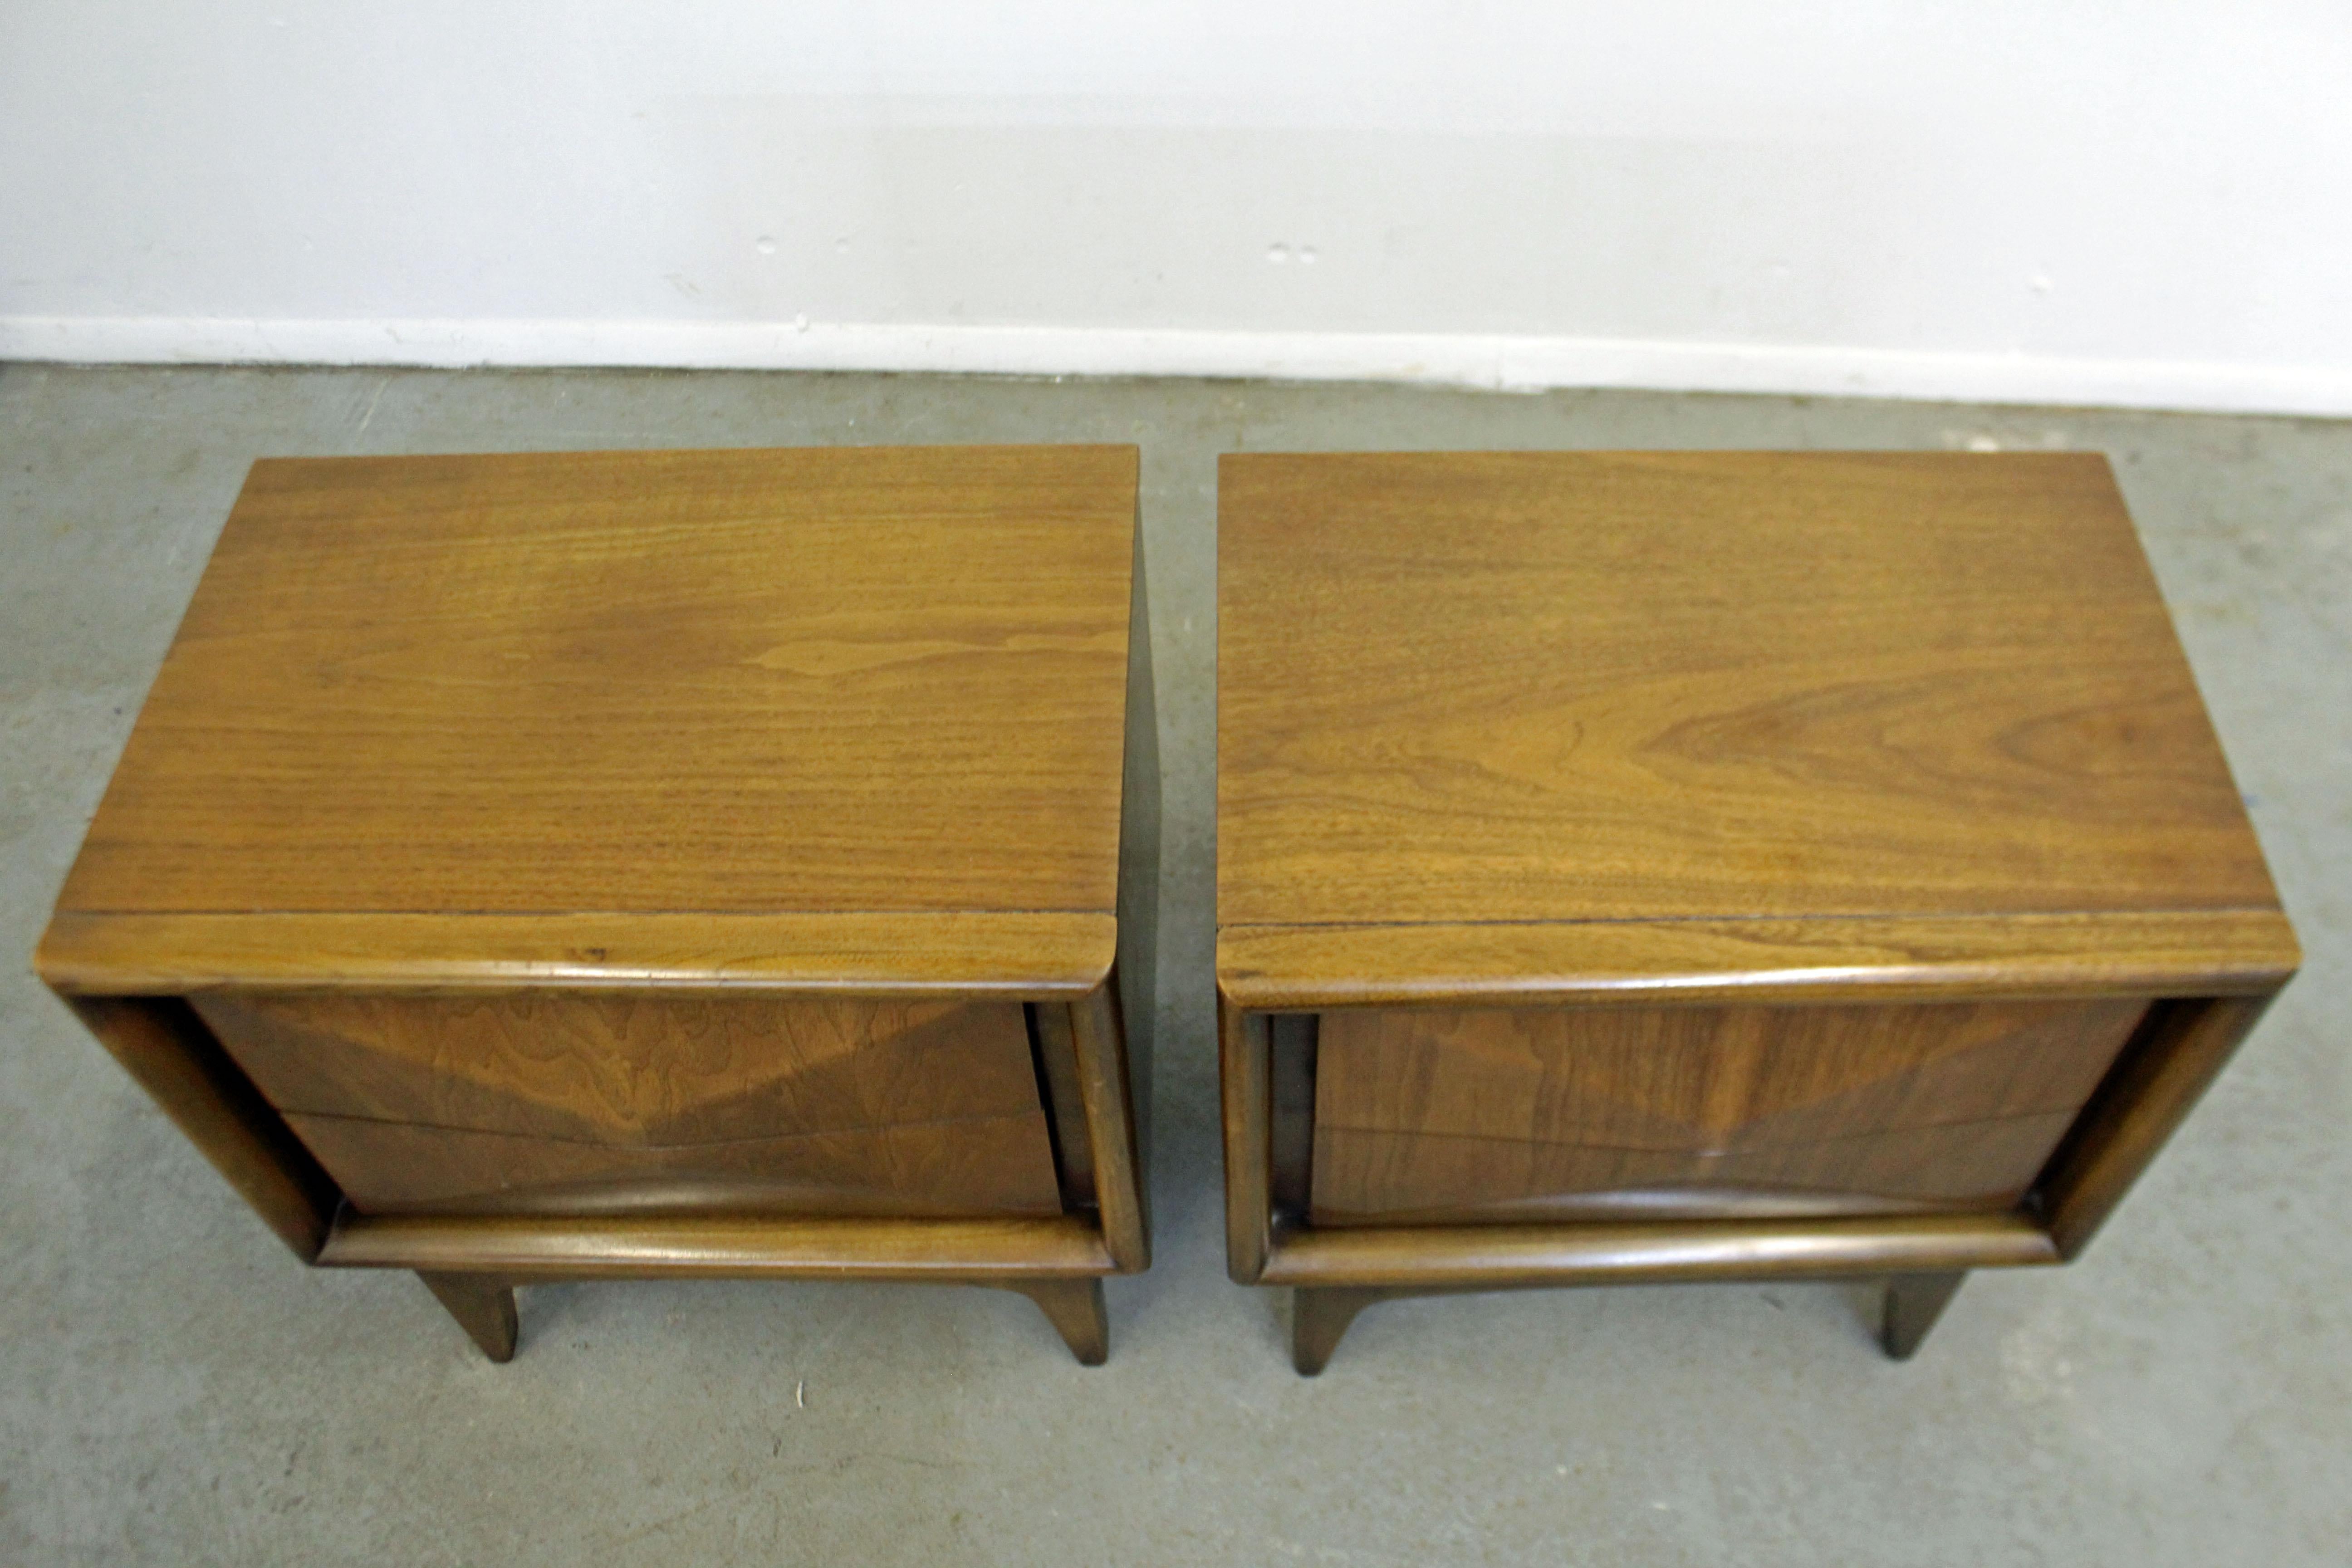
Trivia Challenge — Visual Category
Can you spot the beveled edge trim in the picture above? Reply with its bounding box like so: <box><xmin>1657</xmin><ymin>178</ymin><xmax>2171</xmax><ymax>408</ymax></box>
<box><xmin>320</xmin><ymin>1210</ymin><xmax>1118</xmax><ymax>1280</ymax></box>
<box><xmin>1215</xmin><ymin>908</ymin><xmax>2299</xmax><ymax>1010</ymax></box>
<box><xmin>1256</xmin><ymin>1211</ymin><xmax>2058</xmax><ymax>1289</ymax></box>
<box><xmin>36</xmin><ymin>910</ymin><xmax>1119</xmax><ymax>998</ymax></box>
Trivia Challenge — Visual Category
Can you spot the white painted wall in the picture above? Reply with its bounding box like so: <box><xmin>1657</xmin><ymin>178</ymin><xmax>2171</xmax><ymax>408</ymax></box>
<box><xmin>5</xmin><ymin>2</ymin><xmax>2351</xmax><ymax>411</ymax></box>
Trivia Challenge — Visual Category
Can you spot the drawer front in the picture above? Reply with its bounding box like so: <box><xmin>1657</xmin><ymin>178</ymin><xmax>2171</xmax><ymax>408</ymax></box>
<box><xmin>1308</xmin><ymin>998</ymin><xmax>2146</xmax><ymax>1225</ymax></box>
<box><xmin>195</xmin><ymin>992</ymin><xmax>1061</xmax><ymax>1218</ymax></box>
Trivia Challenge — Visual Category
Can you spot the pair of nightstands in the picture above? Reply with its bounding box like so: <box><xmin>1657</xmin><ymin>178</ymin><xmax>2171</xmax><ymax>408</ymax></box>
<box><xmin>37</xmin><ymin>445</ymin><xmax>2295</xmax><ymax>1373</ymax></box>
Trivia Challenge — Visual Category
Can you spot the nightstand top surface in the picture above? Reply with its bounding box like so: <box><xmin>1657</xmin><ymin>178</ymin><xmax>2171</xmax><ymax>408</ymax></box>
<box><xmin>1215</xmin><ymin>451</ymin><xmax>2291</xmax><ymax>1000</ymax></box>
<box><xmin>46</xmin><ymin>445</ymin><xmax>1139</xmax><ymax>990</ymax></box>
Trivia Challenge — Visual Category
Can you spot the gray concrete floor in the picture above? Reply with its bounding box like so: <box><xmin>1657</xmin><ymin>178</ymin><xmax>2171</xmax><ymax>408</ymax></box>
<box><xmin>1</xmin><ymin>364</ymin><xmax>2346</xmax><ymax>1566</ymax></box>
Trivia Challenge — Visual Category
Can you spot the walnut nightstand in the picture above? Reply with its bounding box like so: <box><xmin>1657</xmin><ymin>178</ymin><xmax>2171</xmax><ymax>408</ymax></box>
<box><xmin>38</xmin><ymin>444</ymin><xmax>1157</xmax><ymax>1365</ymax></box>
<box><xmin>1215</xmin><ymin>451</ymin><xmax>2296</xmax><ymax>1373</ymax></box>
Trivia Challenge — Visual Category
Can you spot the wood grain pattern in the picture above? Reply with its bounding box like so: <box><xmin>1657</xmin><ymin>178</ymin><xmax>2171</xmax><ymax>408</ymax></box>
<box><xmin>1214</xmin><ymin>453</ymin><xmax>2292</xmax><ymax>1364</ymax></box>
<box><xmin>285</xmin><ymin>1111</ymin><xmax>1062</xmax><ymax>1218</ymax></box>
<box><xmin>1310</xmin><ymin>1000</ymin><xmax>2145</xmax><ymax>1224</ymax></box>
<box><xmin>193</xmin><ymin>991</ymin><xmax>1063</xmax><ymax>1217</ymax></box>
<box><xmin>38</xmin><ymin>911</ymin><xmax>1117</xmax><ymax>999</ymax></box>
<box><xmin>1218</xmin><ymin>451</ymin><xmax>2279</xmax><ymax>935</ymax></box>
<box><xmin>192</xmin><ymin>993</ymin><xmax>1045</xmax><ymax>1144</ymax></box>
<box><xmin>56</xmin><ymin>445</ymin><xmax>1139</xmax><ymax>924</ymax></box>
<box><xmin>1315</xmin><ymin>1117</ymin><xmax>2091</xmax><ymax>1225</ymax></box>
<box><xmin>1216</xmin><ymin>908</ymin><xmax>2296</xmax><ymax>1012</ymax></box>
<box><xmin>35</xmin><ymin>446</ymin><xmax>1153</xmax><ymax>1366</ymax></box>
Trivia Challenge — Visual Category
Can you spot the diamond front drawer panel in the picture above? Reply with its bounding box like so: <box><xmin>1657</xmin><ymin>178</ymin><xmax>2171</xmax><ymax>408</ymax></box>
<box><xmin>191</xmin><ymin>993</ymin><xmax>1063</xmax><ymax>1218</ymax></box>
<box><xmin>1307</xmin><ymin>999</ymin><xmax>2148</xmax><ymax>1226</ymax></box>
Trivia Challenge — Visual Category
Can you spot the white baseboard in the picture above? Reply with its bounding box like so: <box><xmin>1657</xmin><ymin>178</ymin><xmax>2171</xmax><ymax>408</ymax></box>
<box><xmin>5</xmin><ymin>315</ymin><xmax>2349</xmax><ymax>417</ymax></box>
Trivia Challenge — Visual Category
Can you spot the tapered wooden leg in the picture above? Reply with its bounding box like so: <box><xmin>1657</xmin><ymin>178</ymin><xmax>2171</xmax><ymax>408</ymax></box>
<box><xmin>1293</xmin><ymin>1286</ymin><xmax>1390</xmax><ymax>1375</ymax></box>
<box><xmin>1882</xmin><ymin>1271</ymin><xmax>1966</xmax><ymax>1361</ymax></box>
<box><xmin>419</xmin><ymin>1272</ymin><xmax>518</xmax><ymax>1363</ymax></box>
<box><xmin>1005</xmin><ymin>1279</ymin><xmax>1109</xmax><ymax>1366</ymax></box>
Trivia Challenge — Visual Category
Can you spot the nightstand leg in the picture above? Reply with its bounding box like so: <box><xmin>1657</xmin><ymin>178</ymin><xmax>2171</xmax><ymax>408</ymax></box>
<box><xmin>418</xmin><ymin>1272</ymin><xmax>519</xmax><ymax>1363</ymax></box>
<box><xmin>1293</xmin><ymin>1287</ymin><xmax>1388</xmax><ymax>1375</ymax></box>
<box><xmin>1006</xmin><ymin>1279</ymin><xmax>1109</xmax><ymax>1366</ymax></box>
<box><xmin>1882</xmin><ymin>1271</ymin><xmax>1966</xmax><ymax>1361</ymax></box>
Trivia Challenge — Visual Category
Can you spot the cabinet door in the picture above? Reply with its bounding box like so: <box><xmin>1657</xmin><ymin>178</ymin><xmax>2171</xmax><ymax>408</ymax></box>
<box><xmin>1309</xmin><ymin>999</ymin><xmax>2146</xmax><ymax>1225</ymax></box>
<box><xmin>194</xmin><ymin>992</ymin><xmax>1063</xmax><ymax>1219</ymax></box>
